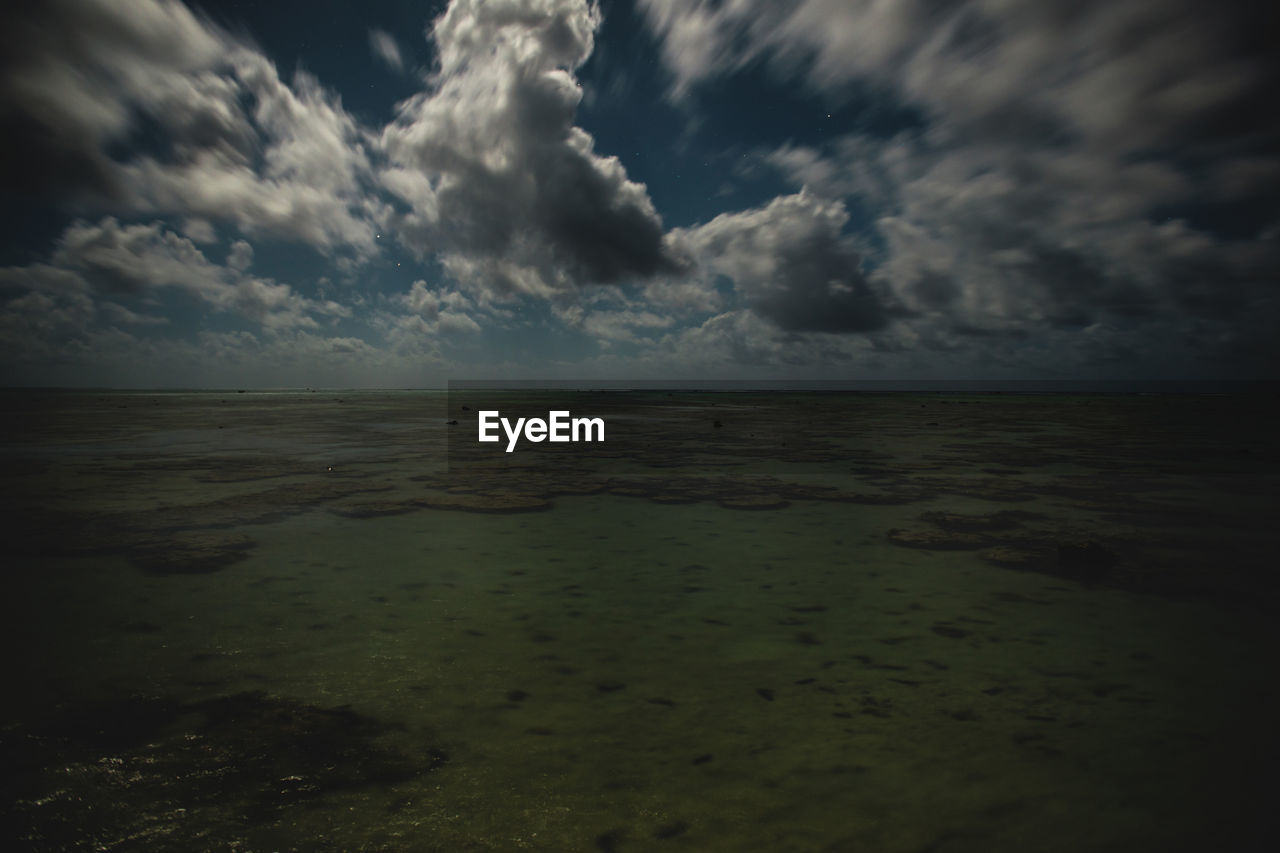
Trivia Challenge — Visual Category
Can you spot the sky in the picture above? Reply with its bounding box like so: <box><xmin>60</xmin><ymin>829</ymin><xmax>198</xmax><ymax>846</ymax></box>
<box><xmin>0</xmin><ymin>0</ymin><xmax>1276</xmax><ymax>388</ymax></box>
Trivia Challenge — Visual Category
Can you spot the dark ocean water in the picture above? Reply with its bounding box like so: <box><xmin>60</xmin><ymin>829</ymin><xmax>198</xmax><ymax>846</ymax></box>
<box><xmin>1</xmin><ymin>390</ymin><xmax>1276</xmax><ymax>851</ymax></box>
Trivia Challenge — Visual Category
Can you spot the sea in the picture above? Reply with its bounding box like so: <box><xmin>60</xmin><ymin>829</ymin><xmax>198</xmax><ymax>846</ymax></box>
<box><xmin>1</xmin><ymin>388</ymin><xmax>1276</xmax><ymax>851</ymax></box>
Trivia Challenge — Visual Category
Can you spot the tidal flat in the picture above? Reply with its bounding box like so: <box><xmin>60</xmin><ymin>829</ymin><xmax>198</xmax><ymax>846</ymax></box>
<box><xmin>1</xmin><ymin>389</ymin><xmax>1276</xmax><ymax>851</ymax></box>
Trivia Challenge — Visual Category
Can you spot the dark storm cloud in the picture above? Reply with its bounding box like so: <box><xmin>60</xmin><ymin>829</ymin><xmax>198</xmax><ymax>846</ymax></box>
<box><xmin>377</xmin><ymin>0</ymin><xmax>685</xmax><ymax>300</ymax></box>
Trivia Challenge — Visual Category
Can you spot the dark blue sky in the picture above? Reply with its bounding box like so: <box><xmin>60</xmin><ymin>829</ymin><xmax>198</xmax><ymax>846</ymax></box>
<box><xmin>1</xmin><ymin>0</ymin><xmax>1276</xmax><ymax>386</ymax></box>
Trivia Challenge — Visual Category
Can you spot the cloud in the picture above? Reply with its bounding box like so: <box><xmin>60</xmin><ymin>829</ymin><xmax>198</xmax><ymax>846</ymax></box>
<box><xmin>369</xmin><ymin>28</ymin><xmax>405</xmax><ymax>73</ymax></box>
<box><xmin>117</xmin><ymin>54</ymin><xmax>380</xmax><ymax>257</ymax></box>
<box><xmin>0</xmin><ymin>217</ymin><xmax>404</xmax><ymax>385</ymax></box>
<box><xmin>182</xmin><ymin>218</ymin><xmax>217</xmax><ymax>244</ymax></box>
<box><xmin>674</xmin><ymin>191</ymin><xmax>895</xmax><ymax>334</ymax></box>
<box><xmin>0</xmin><ymin>324</ymin><xmax>453</xmax><ymax>389</ymax></box>
<box><xmin>554</xmin><ymin>302</ymin><xmax>676</xmax><ymax>346</ymax></box>
<box><xmin>226</xmin><ymin>240</ymin><xmax>254</xmax><ymax>274</ymax></box>
<box><xmin>638</xmin><ymin>0</ymin><xmax>1279</xmax><ymax>154</ymax></box>
<box><xmin>0</xmin><ymin>0</ymin><xmax>232</xmax><ymax>198</ymax></box>
<box><xmin>393</xmin><ymin>280</ymin><xmax>482</xmax><ymax>336</ymax></box>
<box><xmin>100</xmin><ymin>302</ymin><xmax>169</xmax><ymax>326</ymax></box>
<box><xmin>644</xmin><ymin>309</ymin><xmax>882</xmax><ymax>375</ymax></box>
<box><xmin>377</xmin><ymin>0</ymin><xmax>684</xmax><ymax>300</ymax></box>
<box><xmin>2</xmin><ymin>218</ymin><xmax>347</xmax><ymax>332</ymax></box>
<box><xmin>767</xmin><ymin>129</ymin><xmax>1280</xmax><ymax>343</ymax></box>
<box><xmin>640</xmin><ymin>0</ymin><xmax>1280</xmax><ymax>369</ymax></box>
<box><xmin>1</xmin><ymin>0</ymin><xmax>379</xmax><ymax>257</ymax></box>
<box><xmin>0</xmin><ymin>288</ymin><xmax>97</xmax><ymax>364</ymax></box>
<box><xmin>4</xmin><ymin>0</ymin><xmax>1274</xmax><ymax>382</ymax></box>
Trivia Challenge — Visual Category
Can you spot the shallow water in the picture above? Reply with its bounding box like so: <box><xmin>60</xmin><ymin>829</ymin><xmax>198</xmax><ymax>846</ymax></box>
<box><xmin>1</xmin><ymin>390</ymin><xmax>1276</xmax><ymax>851</ymax></box>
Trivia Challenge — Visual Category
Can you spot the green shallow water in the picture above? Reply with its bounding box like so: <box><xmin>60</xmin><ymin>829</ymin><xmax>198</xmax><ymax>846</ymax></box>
<box><xmin>1</xmin><ymin>391</ymin><xmax>1276</xmax><ymax>851</ymax></box>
